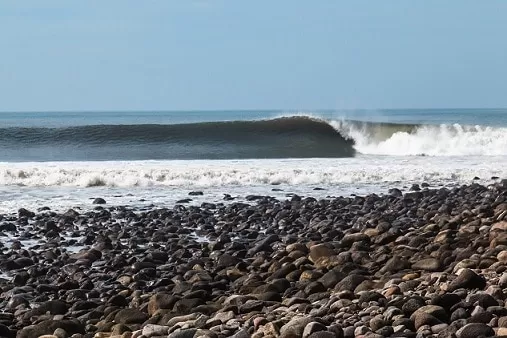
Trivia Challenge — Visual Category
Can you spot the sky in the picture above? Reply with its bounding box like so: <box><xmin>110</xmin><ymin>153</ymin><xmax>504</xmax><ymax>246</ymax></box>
<box><xmin>0</xmin><ymin>1</ymin><xmax>506</xmax><ymax>112</ymax></box>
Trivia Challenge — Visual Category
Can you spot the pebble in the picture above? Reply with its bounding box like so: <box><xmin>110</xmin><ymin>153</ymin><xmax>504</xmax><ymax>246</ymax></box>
<box><xmin>1</xmin><ymin>182</ymin><xmax>507</xmax><ymax>338</ymax></box>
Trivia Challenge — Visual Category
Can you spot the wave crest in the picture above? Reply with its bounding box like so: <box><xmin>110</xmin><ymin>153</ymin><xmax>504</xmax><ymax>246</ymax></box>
<box><xmin>331</xmin><ymin>120</ymin><xmax>507</xmax><ymax>156</ymax></box>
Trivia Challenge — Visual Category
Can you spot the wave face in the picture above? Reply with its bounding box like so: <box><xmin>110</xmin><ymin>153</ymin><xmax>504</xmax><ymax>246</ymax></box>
<box><xmin>0</xmin><ymin>117</ymin><xmax>355</xmax><ymax>161</ymax></box>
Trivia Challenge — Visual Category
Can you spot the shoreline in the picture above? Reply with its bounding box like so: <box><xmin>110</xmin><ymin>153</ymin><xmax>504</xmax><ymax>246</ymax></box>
<box><xmin>1</xmin><ymin>182</ymin><xmax>507</xmax><ymax>338</ymax></box>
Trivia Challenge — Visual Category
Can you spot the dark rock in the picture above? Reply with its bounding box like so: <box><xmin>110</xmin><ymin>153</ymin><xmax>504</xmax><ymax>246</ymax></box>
<box><xmin>412</xmin><ymin>258</ymin><xmax>442</xmax><ymax>271</ymax></box>
<box><xmin>335</xmin><ymin>274</ymin><xmax>367</xmax><ymax>292</ymax></box>
<box><xmin>431</xmin><ymin>293</ymin><xmax>462</xmax><ymax>310</ymax></box>
<box><xmin>167</xmin><ymin>329</ymin><xmax>198</xmax><ymax>338</ymax></box>
<box><xmin>92</xmin><ymin>198</ymin><xmax>106</xmax><ymax>204</ymax></box>
<box><xmin>467</xmin><ymin>293</ymin><xmax>498</xmax><ymax>308</ymax></box>
<box><xmin>451</xmin><ymin>308</ymin><xmax>470</xmax><ymax>321</ymax></box>
<box><xmin>239</xmin><ymin>300</ymin><xmax>265</xmax><ymax>313</ymax></box>
<box><xmin>16</xmin><ymin>320</ymin><xmax>84</xmax><ymax>338</ymax></box>
<box><xmin>318</xmin><ymin>269</ymin><xmax>346</xmax><ymax>289</ymax></box>
<box><xmin>358</xmin><ymin>291</ymin><xmax>385</xmax><ymax>303</ymax></box>
<box><xmin>113</xmin><ymin>308</ymin><xmax>149</xmax><ymax>324</ymax></box>
<box><xmin>18</xmin><ymin>208</ymin><xmax>35</xmax><ymax>218</ymax></box>
<box><xmin>247</xmin><ymin>234</ymin><xmax>280</xmax><ymax>256</ymax></box>
<box><xmin>280</xmin><ymin>316</ymin><xmax>315</xmax><ymax>338</ymax></box>
<box><xmin>303</xmin><ymin>322</ymin><xmax>327</xmax><ymax>337</ymax></box>
<box><xmin>455</xmin><ymin>323</ymin><xmax>494</xmax><ymax>338</ymax></box>
<box><xmin>448</xmin><ymin>269</ymin><xmax>486</xmax><ymax>291</ymax></box>
<box><xmin>304</xmin><ymin>281</ymin><xmax>326</xmax><ymax>295</ymax></box>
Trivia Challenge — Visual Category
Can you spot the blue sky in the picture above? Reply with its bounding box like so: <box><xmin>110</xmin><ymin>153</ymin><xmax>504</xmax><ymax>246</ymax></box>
<box><xmin>0</xmin><ymin>1</ymin><xmax>506</xmax><ymax>111</ymax></box>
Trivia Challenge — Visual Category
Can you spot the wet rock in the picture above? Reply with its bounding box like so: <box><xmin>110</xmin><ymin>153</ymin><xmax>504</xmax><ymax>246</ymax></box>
<box><xmin>92</xmin><ymin>198</ymin><xmax>106</xmax><ymax>204</ymax></box>
<box><xmin>18</xmin><ymin>208</ymin><xmax>35</xmax><ymax>218</ymax></box>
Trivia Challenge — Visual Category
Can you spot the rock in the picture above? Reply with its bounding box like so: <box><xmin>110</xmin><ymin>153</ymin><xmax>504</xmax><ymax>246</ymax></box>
<box><xmin>16</xmin><ymin>320</ymin><xmax>84</xmax><ymax>338</ymax></box>
<box><xmin>111</xmin><ymin>324</ymin><xmax>131</xmax><ymax>336</ymax></box>
<box><xmin>411</xmin><ymin>305</ymin><xmax>449</xmax><ymax>323</ymax></box>
<box><xmin>318</xmin><ymin>269</ymin><xmax>345</xmax><ymax>289</ymax></box>
<box><xmin>247</xmin><ymin>234</ymin><xmax>280</xmax><ymax>256</ymax></box>
<box><xmin>467</xmin><ymin>293</ymin><xmax>498</xmax><ymax>308</ymax></box>
<box><xmin>389</xmin><ymin>188</ymin><xmax>402</xmax><ymax>197</ymax></box>
<box><xmin>0</xmin><ymin>324</ymin><xmax>12</xmax><ymax>338</ymax></box>
<box><xmin>369</xmin><ymin>316</ymin><xmax>388</xmax><ymax>331</ymax></box>
<box><xmin>412</xmin><ymin>312</ymin><xmax>442</xmax><ymax>330</ymax></box>
<box><xmin>53</xmin><ymin>328</ymin><xmax>68</xmax><ymax>338</ymax></box>
<box><xmin>303</xmin><ymin>322</ymin><xmax>327</xmax><ymax>338</ymax></box>
<box><xmin>148</xmin><ymin>293</ymin><xmax>179</xmax><ymax>315</ymax></box>
<box><xmin>142</xmin><ymin>325</ymin><xmax>169</xmax><ymax>337</ymax></box>
<box><xmin>455</xmin><ymin>323</ymin><xmax>494</xmax><ymax>338</ymax></box>
<box><xmin>92</xmin><ymin>198</ymin><xmax>106</xmax><ymax>204</ymax></box>
<box><xmin>307</xmin><ymin>332</ymin><xmax>337</xmax><ymax>338</ymax></box>
<box><xmin>114</xmin><ymin>308</ymin><xmax>149</xmax><ymax>324</ymax></box>
<box><xmin>18</xmin><ymin>208</ymin><xmax>35</xmax><ymax>218</ymax></box>
<box><xmin>381</xmin><ymin>256</ymin><xmax>409</xmax><ymax>273</ymax></box>
<box><xmin>412</xmin><ymin>258</ymin><xmax>442</xmax><ymax>272</ymax></box>
<box><xmin>448</xmin><ymin>269</ymin><xmax>486</xmax><ymax>291</ymax></box>
<box><xmin>230</xmin><ymin>330</ymin><xmax>250</xmax><ymax>338</ymax></box>
<box><xmin>304</xmin><ymin>281</ymin><xmax>326</xmax><ymax>295</ymax></box>
<box><xmin>309</xmin><ymin>244</ymin><xmax>335</xmax><ymax>263</ymax></box>
<box><xmin>188</xmin><ymin>191</ymin><xmax>204</xmax><ymax>196</ymax></box>
<box><xmin>410</xmin><ymin>305</ymin><xmax>448</xmax><ymax>330</ymax></box>
<box><xmin>165</xmin><ymin>314</ymin><xmax>199</xmax><ymax>327</ymax></box>
<box><xmin>35</xmin><ymin>300</ymin><xmax>69</xmax><ymax>315</ymax></box>
<box><xmin>167</xmin><ymin>329</ymin><xmax>198</xmax><ymax>338</ymax></box>
<box><xmin>431</xmin><ymin>293</ymin><xmax>462</xmax><ymax>310</ymax></box>
<box><xmin>280</xmin><ymin>317</ymin><xmax>315</xmax><ymax>338</ymax></box>
<box><xmin>334</xmin><ymin>274</ymin><xmax>367</xmax><ymax>292</ymax></box>
<box><xmin>209</xmin><ymin>311</ymin><xmax>235</xmax><ymax>324</ymax></box>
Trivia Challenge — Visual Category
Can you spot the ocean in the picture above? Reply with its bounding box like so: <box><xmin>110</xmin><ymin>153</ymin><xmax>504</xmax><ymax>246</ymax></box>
<box><xmin>1</xmin><ymin>109</ymin><xmax>506</xmax><ymax>214</ymax></box>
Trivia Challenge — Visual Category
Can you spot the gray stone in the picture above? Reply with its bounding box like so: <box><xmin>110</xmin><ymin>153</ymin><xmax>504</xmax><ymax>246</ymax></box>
<box><xmin>455</xmin><ymin>323</ymin><xmax>494</xmax><ymax>338</ymax></box>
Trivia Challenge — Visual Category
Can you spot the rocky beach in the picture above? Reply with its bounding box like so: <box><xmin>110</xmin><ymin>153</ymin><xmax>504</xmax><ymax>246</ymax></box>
<box><xmin>1</xmin><ymin>181</ymin><xmax>507</xmax><ymax>338</ymax></box>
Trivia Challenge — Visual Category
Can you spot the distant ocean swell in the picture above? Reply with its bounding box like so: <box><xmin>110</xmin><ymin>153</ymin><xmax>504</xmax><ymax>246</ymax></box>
<box><xmin>0</xmin><ymin>116</ymin><xmax>506</xmax><ymax>161</ymax></box>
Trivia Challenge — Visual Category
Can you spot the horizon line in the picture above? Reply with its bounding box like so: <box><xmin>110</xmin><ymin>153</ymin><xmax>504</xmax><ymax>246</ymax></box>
<box><xmin>0</xmin><ymin>107</ymin><xmax>506</xmax><ymax>114</ymax></box>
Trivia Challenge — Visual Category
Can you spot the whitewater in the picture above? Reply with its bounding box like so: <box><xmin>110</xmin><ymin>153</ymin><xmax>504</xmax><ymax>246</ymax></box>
<box><xmin>0</xmin><ymin>110</ymin><xmax>506</xmax><ymax>213</ymax></box>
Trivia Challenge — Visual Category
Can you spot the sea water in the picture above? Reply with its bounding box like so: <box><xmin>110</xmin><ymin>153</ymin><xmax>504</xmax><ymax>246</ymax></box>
<box><xmin>1</xmin><ymin>109</ymin><xmax>506</xmax><ymax>214</ymax></box>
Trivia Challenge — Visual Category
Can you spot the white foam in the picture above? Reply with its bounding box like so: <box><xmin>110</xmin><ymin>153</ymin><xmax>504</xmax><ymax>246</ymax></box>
<box><xmin>333</xmin><ymin>121</ymin><xmax>507</xmax><ymax>156</ymax></box>
<box><xmin>0</xmin><ymin>156</ymin><xmax>504</xmax><ymax>214</ymax></box>
<box><xmin>0</xmin><ymin>157</ymin><xmax>504</xmax><ymax>190</ymax></box>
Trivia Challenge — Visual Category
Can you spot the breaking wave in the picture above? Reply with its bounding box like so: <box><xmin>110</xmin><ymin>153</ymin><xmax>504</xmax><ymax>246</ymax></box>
<box><xmin>0</xmin><ymin>115</ymin><xmax>506</xmax><ymax>161</ymax></box>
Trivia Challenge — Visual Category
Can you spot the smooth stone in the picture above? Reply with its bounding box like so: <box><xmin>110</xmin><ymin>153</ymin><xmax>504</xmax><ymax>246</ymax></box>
<box><xmin>167</xmin><ymin>329</ymin><xmax>198</xmax><ymax>338</ymax></box>
<box><xmin>92</xmin><ymin>198</ymin><xmax>106</xmax><ymax>204</ymax></box>
<box><xmin>455</xmin><ymin>323</ymin><xmax>494</xmax><ymax>338</ymax></box>
<box><xmin>114</xmin><ymin>309</ymin><xmax>149</xmax><ymax>324</ymax></box>
<box><xmin>209</xmin><ymin>311</ymin><xmax>235</xmax><ymax>324</ymax></box>
<box><xmin>280</xmin><ymin>317</ymin><xmax>315</xmax><ymax>338</ymax></box>
<box><xmin>412</xmin><ymin>258</ymin><xmax>442</xmax><ymax>272</ymax></box>
<box><xmin>142</xmin><ymin>325</ymin><xmax>169</xmax><ymax>337</ymax></box>
<box><xmin>448</xmin><ymin>269</ymin><xmax>486</xmax><ymax>291</ymax></box>
<box><xmin>302</xmin><ymin>322</ymin><xmax>327</xmax><ymax>338</ymax></box>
